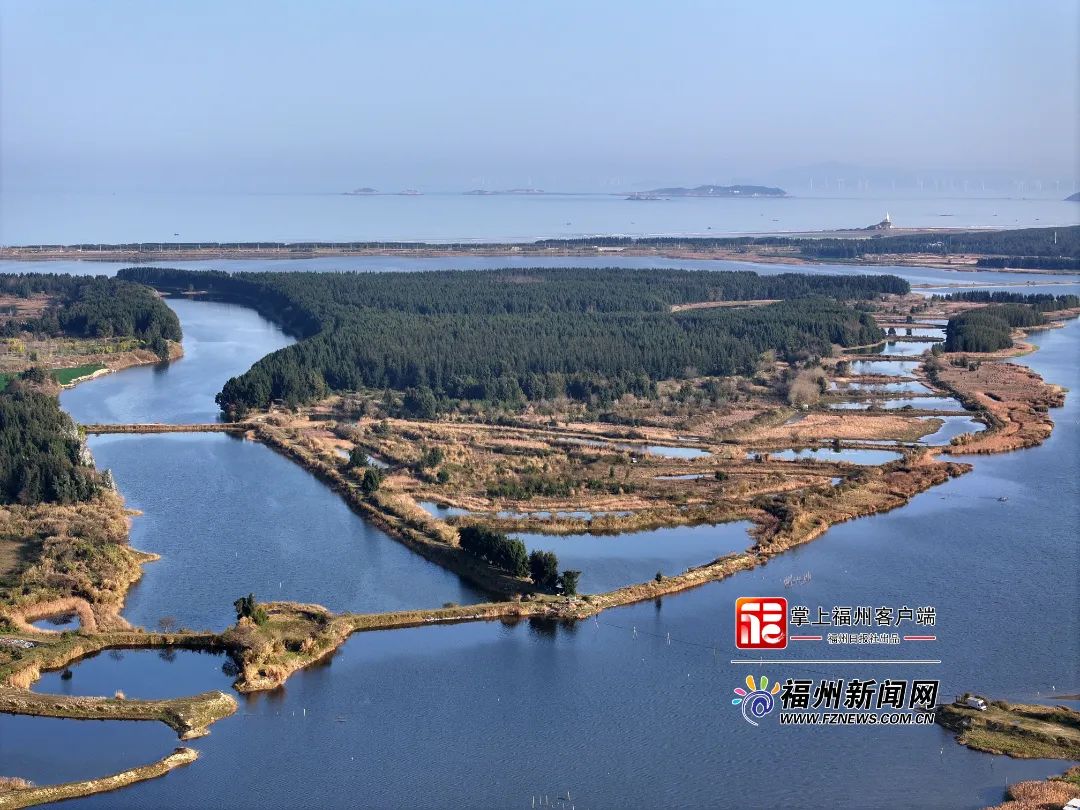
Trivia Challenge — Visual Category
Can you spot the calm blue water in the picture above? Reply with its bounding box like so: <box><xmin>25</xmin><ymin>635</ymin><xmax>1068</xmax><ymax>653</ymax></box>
<box><xmin>4</xmin><ymin>266</ymin><xmax>1077</xmax><ymax>808</ymax></box>
<box><xmin>87</xmin><ymin>433</ymin><xmax>484</xmax><ymax>631</ymax></box>
<box><xmin>919</xmin><ymin>416</ymin><xmax>986</xmax><ymax>445</ymax></box>
<box><xmin>33</xmin><ymin>649</ymin><xmax>233</xmax><ymax>699</ymax></box>
<box><xmin>59</xmin><ymin>297</ymin><xmax>484</xmax><ymax>630</ymax></box>
<box><xmin>513</xmin><ymin>522</ymin><xmax>753</xmax><ymax>593</ymax></box>
<box><xmin>2</xmin><ymin>190</ymin><xmax>1076</xmax><ymax>244</ymax></box>
<box><xmin>830</xmin><ymin>396</ymin><xmax>963</xmax><ymax>410</ymax></box>
<box><xmin>835</xmin><ymin>380</ymin><xmax>933</xmax><ymax>394</ymax></box>
<box><xmin>880</xmin><ymin>340</ymin><xmax>936</xmax><ymax>356</ymax></box>
<box><xmin>754</xmin><ymin>448</ymin><xmax>905</xmax><ymax>465</ymax></box>
<box><xmin>0</xmin><ymin>715</ymin><xmax>178</xmax><ymax>786</ymax></box>
<box><xmin>850</xmin><ymin>360</ymin><xmax>922</xmax><ymax>377</ymax></box>
<box><xmin>30</xmin><ymin>613</ymin><xmax>80</xmax><ymax>632</ymax></box>
<box><xmin>60</xmin><ymin>297</ymin><xmax>293</xmax><ymax>424</ymax></box>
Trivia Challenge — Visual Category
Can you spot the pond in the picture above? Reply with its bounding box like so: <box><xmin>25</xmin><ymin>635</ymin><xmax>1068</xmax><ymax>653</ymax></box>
<box><xmin>417</xmin><ymin>501</ymin><xmax>471</xmax><ymax>518</ymax></box>
<box><xmin>752</xmin><ymin>447</ymin><xmax>904</xmax><ymax>465</ymax></box>
<box><xmin>848</xmin><ymin>360</ymin><xmax>922</xmax><ymax>377</ymax></box>
<box><xmin>833</xmin><ymin>379</ymin><xmax>933</xmax><ymax>394</ymax></box>
<box><xmin>32</xmin><ymin>648</ymin><xmax>234</xmax><ymax>700</ymax></box>
<box><xmin>512</xmin><ymin>521</ymin><xmax>753</xmax><ymax>593</ymax></box>
<box><xmin>30</xmin><ymin>613</ymin><xmax>80</xmax><ymax>632</ymax></box>
<box><xmin>829</xmin><ymin>396</ymin><xmax>964</xmax><ymax>411</ymax></box>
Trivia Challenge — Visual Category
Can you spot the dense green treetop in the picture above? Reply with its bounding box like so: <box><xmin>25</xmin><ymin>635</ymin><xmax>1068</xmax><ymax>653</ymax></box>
<box><xmin>117</xmin><ymin>266</ymin><xmax>905</xmax><ymax>414</ymax></box>
<box><xmin>0</xmin><ymin>384</ymin><xmax>106</xmax><ymax>505</ymax></box>
<box><xmin>0</xmin><ymin>274</ymin><xmax>182</xmax><ymax>347</ymax></box>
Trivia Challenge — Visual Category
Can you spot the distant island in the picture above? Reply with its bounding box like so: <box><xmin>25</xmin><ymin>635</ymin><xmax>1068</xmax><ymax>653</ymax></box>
<box><xmin>464</xmin><ymin>188</ymin><xmax>545</xmax><ymax>195</ymax></box>
<box><xmin>342</xmin><ymin>188</ymin><xmax>422</xmax><ymax>196</ymax></box>
<box><xmin>1067</xmin><ymin>192</ymin><xmax>1080</xmax><ymax>202</ymax></box>
<box><xmin>640</xmin><ymin>184</ymin><xmax>786</xmax><ymax>198</ymax></box>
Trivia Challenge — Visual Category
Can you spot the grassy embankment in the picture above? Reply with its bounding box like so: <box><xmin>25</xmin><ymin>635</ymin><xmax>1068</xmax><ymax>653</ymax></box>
<box><xmin>984</xmin><ymin>765</ymin><xmax>1080</xmax><ymax>810</ymax></box>
<box><xmin>0</xmin><ymin>491</ymin><xmax>156</xmax><ymax>633</ymax></box>
<box><xmin>937</xmin><ymin>698</ymin><xmax>1080</xmax><ymax>760</ymax></box>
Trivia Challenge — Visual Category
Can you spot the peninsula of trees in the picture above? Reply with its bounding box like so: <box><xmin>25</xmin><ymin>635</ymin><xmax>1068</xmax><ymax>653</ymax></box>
<box><xmin>0</xmin><ymin>275</ymin><xmax>182</xmax><ymax>358</ymax></box>
<box><xmin>118</xmin><ymin>266</ymin><xmax>905</xmax><ymax>415</ymax></box>
<box><xmin>940</xmin><ymin>293</ymin><xmax>1079</xmax><ymax>353</ymax></box>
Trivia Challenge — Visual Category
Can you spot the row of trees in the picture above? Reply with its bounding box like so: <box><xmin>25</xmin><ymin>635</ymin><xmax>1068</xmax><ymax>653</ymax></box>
<box><xmin>793</xmin><ymin>226</ymin><xmax>1080</xmax><ymax>260</ymax></box>
<box><xmin>117</xmin><ymin>267</ymin><xmax>898</xmax><ymax>415</ymax></box>
<box><xmin>1</xmin><ymin>274</ymin><xmax>181</xmax><ymax>358</ymax></box>
<box><xmin>49</xmin><ymin>224</ymin><xmax>1078</xmax><ymax>258</ymax></box>
<box><xmin>534</xmin><ymin>226</ymin><xmax>1080</xmax><ymax>260</ymax></box>
<box><xmin>975</xmin><ymin>256</ymin><xmax>1079</xmax><ymax>270</ymax></box>
<box><xmin>941</xmin><ymin>292</ymin><xmax>1079</xmax><ymax>312</ymax></box>
<box><xmin>0</xmin><ymin>383</ymin><xmax>107</xmax><ymax>505</ymax></box>
<box><xmin>457</xmin><ymin>526</ymin><xmax>580</xmax><ymax>594</ymax></box>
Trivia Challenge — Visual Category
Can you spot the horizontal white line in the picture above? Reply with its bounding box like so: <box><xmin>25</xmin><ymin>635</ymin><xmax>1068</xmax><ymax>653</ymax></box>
<box><xmin>730</xmin><ymin>659</ymin><xmax>941</xmax><ymax>665</ymax></box>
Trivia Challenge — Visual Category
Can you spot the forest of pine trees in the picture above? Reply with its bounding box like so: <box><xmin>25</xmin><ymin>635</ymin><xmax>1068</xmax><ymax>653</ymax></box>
<box><xmin>943</xmin><ymin>304</ymin><xmax>1048</xmax><ymax>353</ymax></box>
<box><xmin>118</xmin><ymin>266</ymin><xmax>907</xmax><ymax>415</ymax></box>
<box><xmin>0</xmin><ymin>382</ymin><xmax>106</xmax><ymax>505</ymax></box>
<box><xmin>0</xmin><ymin>274</ymin><xmax>182</xmax><ymax>357</ymax></box>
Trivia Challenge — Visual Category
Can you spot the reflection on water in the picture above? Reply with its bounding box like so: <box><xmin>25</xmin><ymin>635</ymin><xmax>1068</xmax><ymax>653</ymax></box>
<box><xmin>60</xmin><ymin>297</ymin><xmax>294</xmax><ymax>425</ymax></box>
<box><xmin>30</xmin><ymin>613</ymin><xmax>80</xmax><ymax>632</ymax></box>
<box><xmin>33</xmin><ymin>649</ymin><xmax>233</xmax><ymax>700</ymax></box>
<box><xmin>919</xmin><ymin>415</ymin><xmax>987</xmax><ymax>445</ymax></box>
<box><xmin>91</xmin><ymin>433</ymin><xmax>485</xmax><ymax>631</ymax></box>
<box><xmin>834</xmin><ymin>380</ymin><xmax>932</xmax><ymax>394</ymax></box>
<box><xmin>754</xmin><ymin>447</ymin><xmax>904</xmax><ymax>465</ymax></box>
<box><xmin>830</xmin><ymin>396</ymin><xmax>963</xmax><ymax>410</ymax></box>
<box><xmin>512</xmin><ymin>522</ymin><xmax>752</xmax><ymax>593</ymax></box>
<box><xmin>849</xmin><ymin>360</ymin><xmax>922</xmax><ymax>377</ymax></box>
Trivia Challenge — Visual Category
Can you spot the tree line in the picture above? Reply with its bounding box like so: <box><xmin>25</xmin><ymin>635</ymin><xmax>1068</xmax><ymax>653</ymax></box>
<box><xmin>941</xmin><ymin>291</ymin><xmax>1079</xmax><ymax>312</ymax></box>
<box><xmin>0</xmin><ymin>381</ymin><xmax>107</xmax><ymax>505</ymax></box>
<box><xmin>53</xmin><ymin>225</ymin><xmax>1077</xmax><ymax>260</ymax></box>
<box><xmin>458</xmin><ymin>526</ymin><xmax>580</xmax><ymax>594</ymax></box>
<box><xmin>0</xmin><ymin>274</ymin><xmax>181</xmax><ymax>358</ymax></box>
<box><xmin>118</xmin><ymin>267</ymin><xmax>902</xmax><ymax>414</ymax></box>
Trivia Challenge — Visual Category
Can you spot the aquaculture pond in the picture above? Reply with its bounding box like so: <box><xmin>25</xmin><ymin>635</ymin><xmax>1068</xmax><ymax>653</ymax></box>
<box><xmin>879</xmin><ymin>340</ymin><xmax>936</xmax><ymax>356</ymax></box>
<box><xmin>829</xmin><ymin>396</ymin><xmax>964</xmax><ymax>411</ymax></box>
<box><xmin>848</xmin><ymin>359</ymin><xmax>923</xmax><ymax>377</ymax></box>
<box><xmin>833</xmin><ymin>379</ymin><xmax>934</xmax><ymax>394</ymax></box>
<box><xmin>512</xmin><ymin>521</ymin><xmax>753</xmax><ymax>594</ymax></box>
<box><xmin>753</xmin><ymin>447</ymin><xmax>904</xmax><ymax>465</ymax></box>
<box><xmin>32</xmin><ymin>648</ymin><xmax>234</xmax><ymax>700</ymax></box>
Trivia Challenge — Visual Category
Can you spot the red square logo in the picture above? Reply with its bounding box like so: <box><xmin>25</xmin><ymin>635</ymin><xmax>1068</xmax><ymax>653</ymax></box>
<box><xmin>736</xmin><ymin>597</ymin><xmax>788</xmax><ymax>649</ymax></box>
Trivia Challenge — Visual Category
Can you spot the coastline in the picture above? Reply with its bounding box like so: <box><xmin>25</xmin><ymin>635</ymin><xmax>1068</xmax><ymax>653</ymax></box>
<box><xmin>1</xmin><ymin>227</ymin><xmax>1077</xmax><ymax>273</ymax></box>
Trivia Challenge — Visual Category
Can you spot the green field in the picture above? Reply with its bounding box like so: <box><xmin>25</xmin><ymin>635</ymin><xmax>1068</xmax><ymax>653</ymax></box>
<box><xmin>51</xmin><ymin>363</ymin><xmax>106</xmax><ymax>385</ymax></box>
<box><xmin>0</xmin><ymin>373</ymin><xmax>10</xmax><ymax>392</ymax></box>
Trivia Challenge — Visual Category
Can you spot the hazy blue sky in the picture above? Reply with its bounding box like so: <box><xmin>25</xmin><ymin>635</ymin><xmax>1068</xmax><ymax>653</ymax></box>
<box><xmin>2</xmin><ymin>0</ymin><xmax>1077</xmax><ymax>192</ymax></box>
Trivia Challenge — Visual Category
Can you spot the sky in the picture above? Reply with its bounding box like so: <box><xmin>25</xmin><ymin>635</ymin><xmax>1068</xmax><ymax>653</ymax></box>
<box><xmin>1</xmin><ymin>0</ymin><xmax>1077</xmax><ymax>193</ymax></box>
